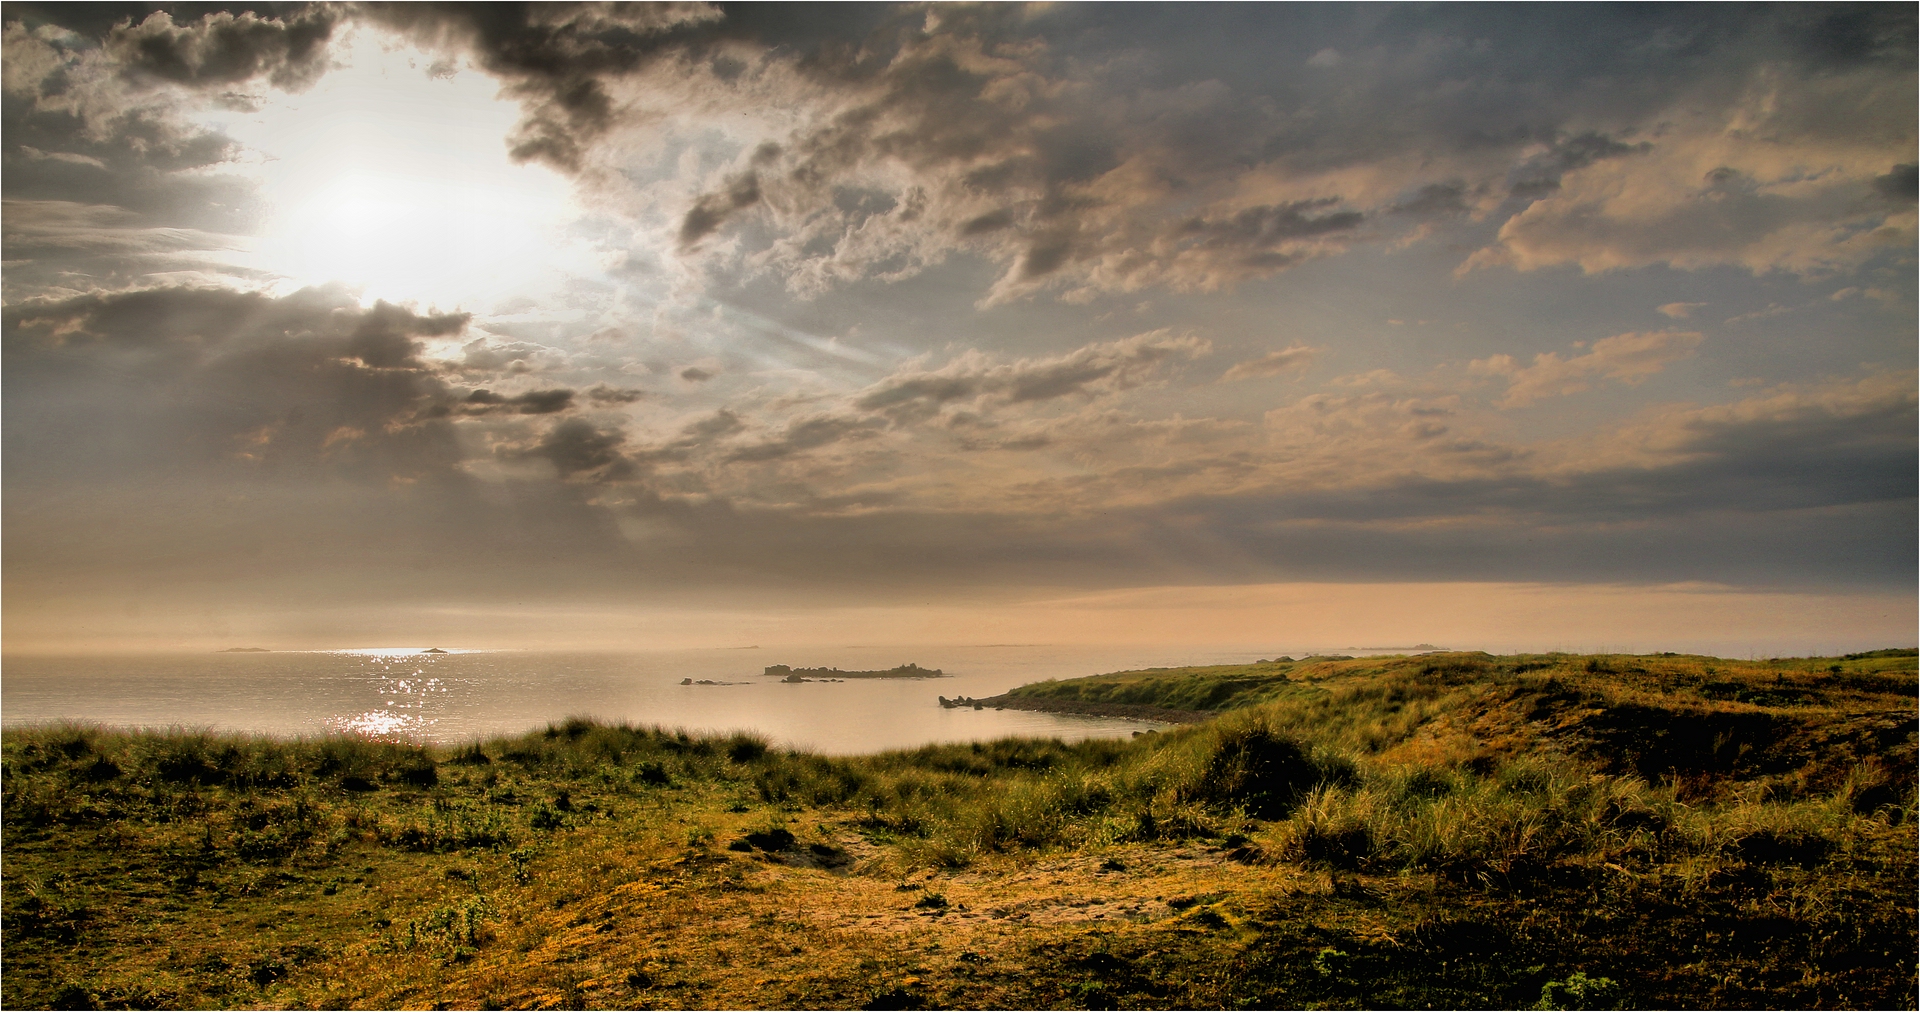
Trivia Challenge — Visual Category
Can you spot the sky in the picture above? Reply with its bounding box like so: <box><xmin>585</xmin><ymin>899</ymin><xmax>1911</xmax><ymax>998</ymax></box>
<box><xmin>2</xmin><ymin>2</ymin><xmax>1914</xmax><ymax>656</ymax></box>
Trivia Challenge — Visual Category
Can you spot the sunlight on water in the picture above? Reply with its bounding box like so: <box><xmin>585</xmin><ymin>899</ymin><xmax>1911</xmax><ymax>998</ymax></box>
<box><xmin>0</xmin><ymin>646</ymin><xmax>1295</xmax><ymax>753</ymax></box>
<box><xmin>323</xmin><ymin>658</ymin><xmax>456</xmax><ymax>740</ymax></box>
<box><xmin>329</xmin><ymin>709</ymin><xmax>432</xmax><ymax>739</ymax></box>
<box><xmin>325</xmin><ymin>647</ymin><xmax>483</xmax><ymax>657</ymax></box>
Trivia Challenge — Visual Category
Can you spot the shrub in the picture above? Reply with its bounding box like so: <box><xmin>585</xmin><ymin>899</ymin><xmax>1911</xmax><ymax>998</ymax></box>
<box><xmin>1536</xmin><ymin>971</ymin><xmax>1619</xmax><ymax>1010</ymax></box>
<box><xmin>448</xmin><ymin>744</ymin><xmax>491</xmax><ymax>766</ymax></box>
<box><xmin>726</xmin><ymin>735</ymin><xmax>769</xmax><ymax>764</ymax></box>
<box><xmin>1189</xmin><ymin>725</ymin><xmax>1324</xmax><ymax>818</ymax></box>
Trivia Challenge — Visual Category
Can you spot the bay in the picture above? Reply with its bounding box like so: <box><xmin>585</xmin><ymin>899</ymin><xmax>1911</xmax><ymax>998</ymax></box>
<box><xmin>0</xmin><ymin>644</ymin><xmax>1290</xmax><ymax>754</ymax></box>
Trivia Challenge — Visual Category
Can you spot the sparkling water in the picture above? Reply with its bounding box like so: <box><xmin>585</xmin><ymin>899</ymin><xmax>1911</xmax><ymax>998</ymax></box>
<box><xmin>1</xmin><ymin>644</ymin><xmax>1289</xmax><ymax>754</ymax></box>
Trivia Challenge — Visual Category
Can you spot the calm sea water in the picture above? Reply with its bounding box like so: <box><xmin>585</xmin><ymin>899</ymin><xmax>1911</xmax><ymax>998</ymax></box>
<box><xmin>0</xmin><ymin>645</ymin><xmax>1289</xmax><ymax>754</ymax></box>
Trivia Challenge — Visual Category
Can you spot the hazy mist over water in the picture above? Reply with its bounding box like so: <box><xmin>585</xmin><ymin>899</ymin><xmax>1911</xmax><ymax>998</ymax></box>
<box><xmin>0</xmin><ymin>646</ymin><xmax>1298</xmax><ymax>753</ymax></box>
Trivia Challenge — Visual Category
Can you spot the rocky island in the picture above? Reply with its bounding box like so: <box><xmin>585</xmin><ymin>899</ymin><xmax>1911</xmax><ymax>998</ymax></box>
<box><xmin>764</xmin><ymin>663</ymin><xmax>944</xmax><ymax>683</ymax></box>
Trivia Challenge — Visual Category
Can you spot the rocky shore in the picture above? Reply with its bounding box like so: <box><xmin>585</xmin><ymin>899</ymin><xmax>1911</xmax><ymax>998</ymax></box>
<box><xmin>938</xmin><ymin>693</ymin><xmax>1214</xmax><ymax>724</ymax></box>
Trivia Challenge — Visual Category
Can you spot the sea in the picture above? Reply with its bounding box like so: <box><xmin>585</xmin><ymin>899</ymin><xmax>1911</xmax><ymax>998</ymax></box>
<box><xmin>0</xmin><ymin>644</ymin><xmax>1297</xmax><ymax>754</ymax></box>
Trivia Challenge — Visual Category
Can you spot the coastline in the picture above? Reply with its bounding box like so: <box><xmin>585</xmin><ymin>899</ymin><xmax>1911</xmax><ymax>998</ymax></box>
<box><xmin>940</xmin><ymin>692</ymin><xmax>1214</xmax><ymax>724</ymax></box>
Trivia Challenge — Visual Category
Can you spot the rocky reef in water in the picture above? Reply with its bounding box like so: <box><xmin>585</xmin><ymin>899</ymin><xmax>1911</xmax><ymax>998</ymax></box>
<box><xmin>764</xmin><ymin>663</ymin><xmax>945</xmax><ymax>682</ymax></box>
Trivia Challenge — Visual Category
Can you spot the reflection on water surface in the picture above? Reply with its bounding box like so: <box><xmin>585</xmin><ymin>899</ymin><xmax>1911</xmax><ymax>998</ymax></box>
<box><xmin>2</xmin><ymin>645</ymin><xmax>1285</xmax><ymax>753</ymax></box>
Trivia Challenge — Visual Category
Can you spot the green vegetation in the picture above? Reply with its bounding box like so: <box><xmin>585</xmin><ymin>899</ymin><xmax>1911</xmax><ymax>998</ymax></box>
<box><xmin>5</xmin><ymin>650</ymin><xmax>1914</xmax><ymax>1009</ymax></box>
<box><xmin>1008</xmin><ymin>658</ymin><xmax>1321</xmax><ymax>712</ymax></box>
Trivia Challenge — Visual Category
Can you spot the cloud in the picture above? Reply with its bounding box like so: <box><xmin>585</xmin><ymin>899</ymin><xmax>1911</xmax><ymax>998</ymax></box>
<box><xmin>1722</xmin><ymin>303</ymin><xmax>1795</xmax><ymax>326</ymax></box>
<box><xmin>1221</xmin><ymin>345</ymin><xmax>1319</xmax><ymax>382</ymax></box>
<box><xmin>678</xmin><ymin>170</ymin><xmax>763</xmax><ymax>249</ymax></box>
<box><xmin>1260</xmin><ymin>389</ymin><xmax>1510</xmax><ymax>486</ymax></box>
<box><xmin>726</xmin><ymin>412</ymin><xmax>884</xmax><ymax>463</ymax></box>
<box><xmin>455</xmin><ymin>388</ymin><xmax>575</xmax><ymax>416</ymax></box>
<box><xmin>528</xmin><ymin>418</ymin><xmax>637</xmax><ymax>482</ymax></box>
<box><xmin>12</xmin><ymin>5</ymin><xmax>1913</xmax><ymax>311</ymax></box>
<box><xmin>3</xmin><ymin>286</ymin><xmax>472</xmax><ymax>481</ymax></box>
<box><xmin>364</xmin><ymin>2</ymin><xmax>728</xmax><ymax>172</ymax></box>
<box><xmin>0</xmin><ymin>15</ymin><xmax>313</xmax><ymax>300</ymax></box>
<box><xmin>4</xmin><ymin>282</ymin><xmax>1910</xmax><ymax>612</ymax></box>
<box><xmin>1471</xmin><ymin>330</ymin><xmax>1704</xmax><ymax>408</ymax></box>
<box><xmin>1503</xmin><ymin>131</ymin><xmax>1652</xmax><ymax>199</ymax></box>
<box><xmin>1462</xmin><ymin>83</ymin><xmax>1917</xmax><ymax>278</ymax></box>
<box><xmin>1390</xmin><ymin>182</ymin><xmax>1471</xmax><ymax>218</ymax></box>
<box><xmin>17</xmin><ymin>146</ymin><xmax>108</xmax><ymax>168</ymax></box>
<box><xmin>855</xmin><ymin>330</ymin><xmax>1211</xmax><ymax>421</ymax></box>
<box><xmin>104</xmin><ymin>9</ymin><xmax>339</xmax><ymax>93</ymax></box>
<box><xmin>1</xmin><ymin>5</ymin><xmax>1911</xmax><ymax>621</ymax></box>
<box><xmin>1829</xmin><ymin>286</ymin><xmax>1901</xmax><ymax>307</ymax></box>
<box><xmin>1</xmin><ymin>198</ymin><xmax>243</xmax><ymax>266</ymax></box>
<box><xmin>585</xmin><ymin>384</ymin><xmax>645</xmax><ymax>404</ymax></box>
<box><xmin>453</xmin><ymin>338</ymin><xmax>574</xmax><ymax>375</ymax></box>
<box><xmin>1872</xmin><ymin>163</ymin><xmax>1917</xmax><ymax>203</ymax></box>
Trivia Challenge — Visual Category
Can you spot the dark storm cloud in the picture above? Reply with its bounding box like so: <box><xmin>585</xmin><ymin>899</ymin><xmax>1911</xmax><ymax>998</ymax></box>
<box><xmin>361</xmin><ymin>1</ymin><xmax>729</xmax><ymax>172</ymax></box>
<box><xmin>528</xmin><ymin>417</ymin><xmax>636</xmax><ymax>482</ymax></box>
<box><xmin>456</xmin><ymin>387</ymin><xmax>575</xmax><ymax>416</ymax></box>
<box><xmin>1794</xmin><ymin>5</ymin><xmax>1919</xmax><ymax>67</ymax></box>
<box><xmin>5</xmin><ymin>283</ymin><xmax>465</xmax><ymax>353</ymax></box>
<box><xmin>103</xmin><ymin>7</ymin><xmax>338</xmax><ymax>91</ymax></box>
<box><xmin>677</xmin><ymin>170</ymin><xmax>760</xmax><ymax>249</ymax></box>
<box><xmin>1873</xmin><ymin>163</ymin><xmax>1918</xmax><ymax>203</ymax></box>
<box><xmin>584</xmin><ymin>383</ymin><xmax>645</xmax><ymax>404</ymax></box>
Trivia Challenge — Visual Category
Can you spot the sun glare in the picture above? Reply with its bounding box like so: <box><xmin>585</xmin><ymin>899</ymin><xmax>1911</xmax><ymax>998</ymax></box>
<box><xmin>198</xmin><ymin>30</ymin><xmax>596</xmax><ymax>311</ymax></box>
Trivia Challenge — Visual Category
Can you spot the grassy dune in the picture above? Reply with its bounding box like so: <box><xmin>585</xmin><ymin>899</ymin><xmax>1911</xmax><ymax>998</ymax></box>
<box><xmin>4</xmin><ymin>650</ymin><xmax>1915</xmax><ymax>1009</ymax></box>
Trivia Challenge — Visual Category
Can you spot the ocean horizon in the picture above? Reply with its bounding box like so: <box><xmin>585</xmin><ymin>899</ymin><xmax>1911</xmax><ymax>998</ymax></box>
<box><xmin>0</xmin><ymin>644</ymin><xmax>1325</xmax><ymax>753</ymax></box>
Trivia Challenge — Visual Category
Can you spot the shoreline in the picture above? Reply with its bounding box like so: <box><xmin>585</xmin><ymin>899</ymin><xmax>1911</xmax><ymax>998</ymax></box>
<box><xmin>939</xmin><ymin>693</ymin><xmax>1214</xmax><ymax>724</ymax></box>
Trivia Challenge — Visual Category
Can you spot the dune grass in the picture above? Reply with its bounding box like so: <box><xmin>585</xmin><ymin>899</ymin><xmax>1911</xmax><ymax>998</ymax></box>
<box><xmin>4</xmin><ymin>649</ymin><xmax>1914</xmax><ymax>1008</ymax></box>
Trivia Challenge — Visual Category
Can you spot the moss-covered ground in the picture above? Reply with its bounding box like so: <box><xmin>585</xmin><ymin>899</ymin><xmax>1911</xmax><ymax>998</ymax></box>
<box><xmin>4</xmin><ymin>649</ymin><xmax>1914</xmax><ymax>1009</ymax></box>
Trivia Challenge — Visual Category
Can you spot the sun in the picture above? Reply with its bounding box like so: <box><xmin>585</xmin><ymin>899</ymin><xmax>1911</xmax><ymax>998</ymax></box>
<box><xmin>195</xmin><ymin>29</ymin><xmax>595</xmax><ymax>312</ymax></box>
